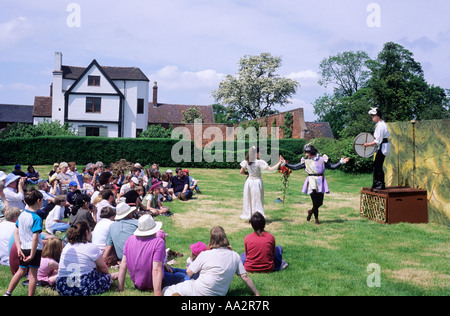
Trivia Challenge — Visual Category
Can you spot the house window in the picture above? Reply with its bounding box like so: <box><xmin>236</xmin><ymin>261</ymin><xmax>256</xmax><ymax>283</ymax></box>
<box><xmin>86</xmin><ymin>127</ymin><xmax>100</xmax><ymax>137</ymax></box>
<box><xmin>86</xmin><ymin>97</ymin><xmax>101</xmax><ymax>113</ymax></box>
<box><xmin>88</xmin><ymin>76</ymin><xmax>101</xmax><ymax>86</ymax></box>
<box><xmin>137</xmin><ymin>98</ymin><xmax>144</xmax><ymax>114</ymax></box>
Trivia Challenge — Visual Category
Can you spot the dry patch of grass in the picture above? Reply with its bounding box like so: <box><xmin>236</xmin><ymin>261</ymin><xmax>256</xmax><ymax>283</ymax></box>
<box><xmin>386</xmin><ymin>268</ymin><xmax>450</xmax><ymax>289</ymax></box>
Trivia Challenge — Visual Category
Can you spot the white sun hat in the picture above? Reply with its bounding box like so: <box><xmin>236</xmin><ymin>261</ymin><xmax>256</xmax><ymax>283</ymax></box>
<box><xmin>115</xmin><ymin>202</ymin><xmax>136</xmax><ymax>220</ymax></box>
<box><xmin>134</xmin><ymin>214</ymin><xmax>162</xmax><ymax>237</ymax></box>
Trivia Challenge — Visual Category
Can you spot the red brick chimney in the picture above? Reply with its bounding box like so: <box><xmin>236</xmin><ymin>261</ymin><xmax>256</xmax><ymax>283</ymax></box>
<box><xmin>153</xmin><ymin>82</ymin><xmax>158</xmax><ymax>106</ymax></box>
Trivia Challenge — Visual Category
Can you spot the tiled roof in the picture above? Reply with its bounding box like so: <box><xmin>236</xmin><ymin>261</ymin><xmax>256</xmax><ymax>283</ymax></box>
<box><xmin>0</xmin><ymin>104</ymin><xmax>33</xmax><ymax>123</ymax></box>
<box><xmin>61</xmin><ymin>65</ymin><xmax>149</xmax><ymax>81</ymax></box>
<box><xmin>148</xmin><ymin>103</ymin><xmax>215</xmax><ymax>124</ymax></box>
<box><xmin>33</xmin><ymin>96</ymin><xmax>52</xmax><ymax>117</ymax></box>
<box><xmin>305</xmin><ymin>122</ymin><xmax>335</xmax><ymax>139</ymax></box>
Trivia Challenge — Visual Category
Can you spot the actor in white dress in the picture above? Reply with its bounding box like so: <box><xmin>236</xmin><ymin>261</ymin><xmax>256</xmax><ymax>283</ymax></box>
<box><xmin>240</xmin><ymin>146</ymin><xmax>282</xmax><ymax>220</ymax></box>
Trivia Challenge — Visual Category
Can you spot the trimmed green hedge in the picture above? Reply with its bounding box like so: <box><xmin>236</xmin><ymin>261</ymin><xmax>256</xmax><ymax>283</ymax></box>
<box><xmin>0</xmin><ymin>136</ymin><xmax>371</xmax><ymax>173</ymax></box>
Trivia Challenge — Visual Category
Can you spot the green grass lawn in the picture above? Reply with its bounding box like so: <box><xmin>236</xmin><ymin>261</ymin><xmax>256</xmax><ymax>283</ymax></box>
<box><xmin>1</xmin><ymin>166</ymin><xmax>449</xmax><ymax>296</ymax></box>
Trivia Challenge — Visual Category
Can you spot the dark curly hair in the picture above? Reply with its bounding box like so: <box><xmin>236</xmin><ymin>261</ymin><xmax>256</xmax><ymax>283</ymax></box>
<box><xmin>66</xmin><ymin>221</ymin><xmax>91</xmax><ymax>244</ymax></box>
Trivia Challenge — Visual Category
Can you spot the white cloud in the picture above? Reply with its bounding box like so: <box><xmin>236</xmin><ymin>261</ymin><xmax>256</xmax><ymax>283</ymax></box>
<box><xmin>151</xmin><ymin>65</ymin><xmax>225</xmax><ymax>91</ymax></box>
<box><xmin>0</xmin><ymin>17</ymin><xmax>33</xmax><ymax>50</ymax></box>
<box><xmin>286</xmin><ymin>70</ymin><xmax>318</xmax><ymax>81</ymax></box>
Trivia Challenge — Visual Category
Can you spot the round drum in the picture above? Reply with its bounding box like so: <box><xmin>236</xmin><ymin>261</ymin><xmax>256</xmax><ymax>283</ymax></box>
<box><xmin>353</xmin><ymin>133</ymin><xmax>377</xmax><ymax>158</ymax></box>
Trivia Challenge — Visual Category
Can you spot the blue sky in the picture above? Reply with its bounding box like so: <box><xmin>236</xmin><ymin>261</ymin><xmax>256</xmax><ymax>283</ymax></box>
<box><xmin>1</xmin><ymin>0</ymin><xmax>449</xmax><ymax>121</ymax></box>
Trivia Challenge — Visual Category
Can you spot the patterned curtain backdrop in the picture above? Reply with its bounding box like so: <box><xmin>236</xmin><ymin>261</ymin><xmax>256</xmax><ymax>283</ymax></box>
<box><xmin>385</xmin><ymin>119</ymin><xmax>450</xmax><ymax>227</ymax></box>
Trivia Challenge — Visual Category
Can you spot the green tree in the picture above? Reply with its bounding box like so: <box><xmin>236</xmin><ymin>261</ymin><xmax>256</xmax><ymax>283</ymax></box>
<box><xmin>314</xmin><ymin>43</ymin><xmax>449</xmax><ymax>139</ymax></box>
<box><xmin>212</xmin><ymin>53</ymin><xmax>299</xmax><ymax>120</ymax></box>
<box><xmin>0</xmin><ymin>120</ymin><xmax>77</xmax><ymax>139</ymax></box>
<box><xmin>367</xmin><ymin>42</ymin><xmax>426</xmax><ymax>122</ymax></box>
<box><xmin>138</xmin><ymin>124</ymin><xmax>173</xmax><ymax>138</ymax></box>
<box><xmin>281</xmin><ymin>112</ymin><xmax>293</xmax><ymax>139</ymax></box>
<box><xmin>318</xmin><ymin>50</ymin><xmax>371</xmax><ymax>97</ymax></box>
<box><xmin>181</xmin><ymin>106</ymin><xmax>204</xmax><ymax>123</ymax></box>
<box><xmin>212</xmin><ymin>103</ymin><xmax>241</xmax><ymax>124</ymax></box>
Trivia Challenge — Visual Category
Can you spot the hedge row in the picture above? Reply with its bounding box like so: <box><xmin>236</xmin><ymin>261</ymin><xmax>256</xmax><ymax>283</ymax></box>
<box><xmin>0</xmin><ymin>136</ymin><xmax>371</xmax><ymax>173</ymax></box>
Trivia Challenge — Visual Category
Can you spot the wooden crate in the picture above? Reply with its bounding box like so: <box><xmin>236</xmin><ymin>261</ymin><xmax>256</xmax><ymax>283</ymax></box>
<box><xmin>360</xmin><ymin>186</ymin><xmax>428</xmax><ymax>224</ymax></box>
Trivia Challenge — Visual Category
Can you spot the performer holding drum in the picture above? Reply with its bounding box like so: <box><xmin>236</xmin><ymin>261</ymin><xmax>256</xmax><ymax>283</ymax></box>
<box><xmin>362</xmin><ymin>108</ymin><xmax>391</xmax><ymax>191</ymax></box>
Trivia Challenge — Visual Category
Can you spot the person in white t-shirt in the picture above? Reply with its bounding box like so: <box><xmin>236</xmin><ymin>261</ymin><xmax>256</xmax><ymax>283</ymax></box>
<box><xmin>364</xmin><ymin>108</ymin><xmax>391</xmax><ymax>191</ymax></box>
<box><xmin>92</xmin><ymin>207</ymin><xmax>116</xmax><ymax>252</ymax></box>
<box><xmin>55</xmin><ymin>221</ymin><xmax>116</xmax><ymax>296</ymax></box>
<box><xmin>0</xmin><ymin>207</ymin><xmax>21</xmax><ymax>266</ymax></box>
<box><xmin>163</xmin><ymin>226</ymin><xmax>259</xmax><ymax>296</ymax></box>
<box><xmin>45</xmin><ymin>195</ymin><xmax>69</xmax><ymax>234</ymax></box>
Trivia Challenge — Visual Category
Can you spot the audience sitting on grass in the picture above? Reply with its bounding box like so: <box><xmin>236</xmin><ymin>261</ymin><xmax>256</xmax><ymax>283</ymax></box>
<box><xmin>69</xmin><ymin>193</ymin><xmax>96</xmax><ymax>230</ymax></box>
<box><xmin>25</xmin><ymin>165</ymin><xmax>40</xmax><ymax>185</ymax></box>
<box><xmin>82</xmin><ymin>174</ymin><xmax>95</xmax><ymax>195</ymax></box>
<box><xmin>12</xmin><ymin>165</ymin><xmax>26</xmax><ymax>178</ymax></box>
<box><xmin>55</xmin><ymin>221</ymin><xmax>117</xmax><ymax>296</ymax></box>
<box><xmin>3</xmin><ymin>174</ymin><xmax>25</xmax><ymax>210</ymax></box>
<box><xmin>37</xmin><ymin>180</ymin><xmax>56</xmax><ymax>219</ymax></box>
<box><xmin>0</xmin><ymin>162</ymin><xmax>225</xmax><ymax>296</ymax></box>
<box><xmin>103</xmin><ymin>202</ymin><xmax>138</xmax><ymax>267</ymax></box>
<box><xmin>45</xmin><ymin>195</ymin><xmax>70</xmax><ymax>234</ymax></box>
<box><xmin>92</xmin><ymin>206</ymin><xmax>116</xmax><ymax>253</ymax></box>
<box><xmin>95</xmin><ymin>189</ymin><xmax>116</xmax><ymax>222</ymax></box>
<box><xmin>143</xmin><ymin>182</ymin><xmax>171</xmax><ymax>216</ymax></box>
<box><xmin>241</xmin><ymin>212</ymin><xmax>288</xmax><ymax>273</ymax></box>
<box><xmin>162</xmin><ymin>226</ymin><xmax>260</xmax><ymax>296</ymax></box>
<box><xmin>171</xmin><ymin>167</ymin><xmax>193</xmax><ymax>201</ymax></box>
<box><xmin>33</xmin><ymin>237</ymin><xmax>64</xmax><ymax>288</ymax></box>
<box><xmin>48</xmin><ymin>174</ymin><xmax>61</xmax><ymax>196</ymax></box>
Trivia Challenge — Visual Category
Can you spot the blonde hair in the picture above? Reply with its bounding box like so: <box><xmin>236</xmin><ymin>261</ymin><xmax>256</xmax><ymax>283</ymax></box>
<box><xmin>208</xmin><ymin>226</ymin><xmax>230</xmax><ymax>249</ymax></box>
<box><xmin>54</xmin><ymin>195</ymin><xmax>67</xmax><ymax>205</ymax></box>
<box><xmin>92</xmin><ymin>195</ymin><xmax>103</xmax><ymax>206</ymax></box>
<box><xmin>4</xmin><ymin>207</ymin><xmax>21</xmax><ymax>221</ymax></box>
<box><xmin>42</xmin><ymin>238</ymin><xmax>63</xmax><ymax>260</ymax></box>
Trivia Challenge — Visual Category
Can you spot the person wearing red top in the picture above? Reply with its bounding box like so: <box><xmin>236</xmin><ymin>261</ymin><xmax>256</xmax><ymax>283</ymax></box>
<box><xmin>241</xmin><ymin>212</ymin><xmax>287</xmax><ymax>273</ymax></box>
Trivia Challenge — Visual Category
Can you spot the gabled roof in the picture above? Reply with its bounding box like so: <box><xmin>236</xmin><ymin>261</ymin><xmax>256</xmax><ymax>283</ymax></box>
<box><xmin>148</xmin><ymin>103</ymin><xmax>215</xmax><ymax>124</ymax></box>
<box><xmin>33</xmin><ymin>96</ymin><xmax>52</xmax><ymax>117</ymax></box>
<box><xmin>305</xmin><ymin>122</ymin><xmax>335</xmax><ymax>139</ymax></box>
<box><xmin>62</xmin><ymin>64</ymin><xmax>149</xmax><ymax>82</ymax></box>
<box><xmin>0</xmin><ymin>104</ymin><xmax>33</xmax><ymax>123</ymax></box>
<box><xmin>65</xmin><ymin>59</ymin><xmax>126</xmax><ymax>99</ymax></box>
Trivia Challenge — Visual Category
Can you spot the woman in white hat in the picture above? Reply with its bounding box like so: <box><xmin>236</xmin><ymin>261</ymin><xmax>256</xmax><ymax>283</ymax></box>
<box><xmin>3</xmin><ymin>173</ymin><xmax>26</xmax><ymax>210</ymax></box>
<box><xmin>363</xmin><ymin>108</ymin><xmax>391</xmax><ymax>191</ymax></box>
<box><xmin>118</xmin><ymin>214</ymin><xmax>165</xmax><ymax>294</ymax></box>
<box><xmin>0</xmin><ymin>171</ymin><xmax>9</xmax><ymax>212</ymax></box>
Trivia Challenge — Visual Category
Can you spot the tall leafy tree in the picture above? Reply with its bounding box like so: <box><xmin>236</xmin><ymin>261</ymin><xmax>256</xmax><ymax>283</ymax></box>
<box><xmin>314</xmin><ymin>43</ymin><xmax>449</xmax><ymax>139</ymax></box>
<box><xmin>367</xmin><ymin>42</ymin><xmax>427</xmax><ymax>122</ymax></box>
<box><xmin>212</xmin><ymin>53</ymin><xmax>299</xmax><ymax>120</ymax></box>
<box><xmin>318</xmin><ymin>50</ymin><xmax>371</xmax><ymax>97</ymax></box>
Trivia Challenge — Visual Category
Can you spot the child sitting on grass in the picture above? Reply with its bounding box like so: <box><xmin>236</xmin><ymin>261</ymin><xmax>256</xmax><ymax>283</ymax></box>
<box><xmin>29</xmin><ymin>237</ymin><xmax>63</xmax><ymax>288</ymax></box>
<box><xmin>45</xmin><ymin>195</ymin><xmax>69</xmax><ymax>234</ymax></box>
<box><xmin>186</xmin><ymin>241</ymin><xmax>207</xmax><ymax>280</ymax></box>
